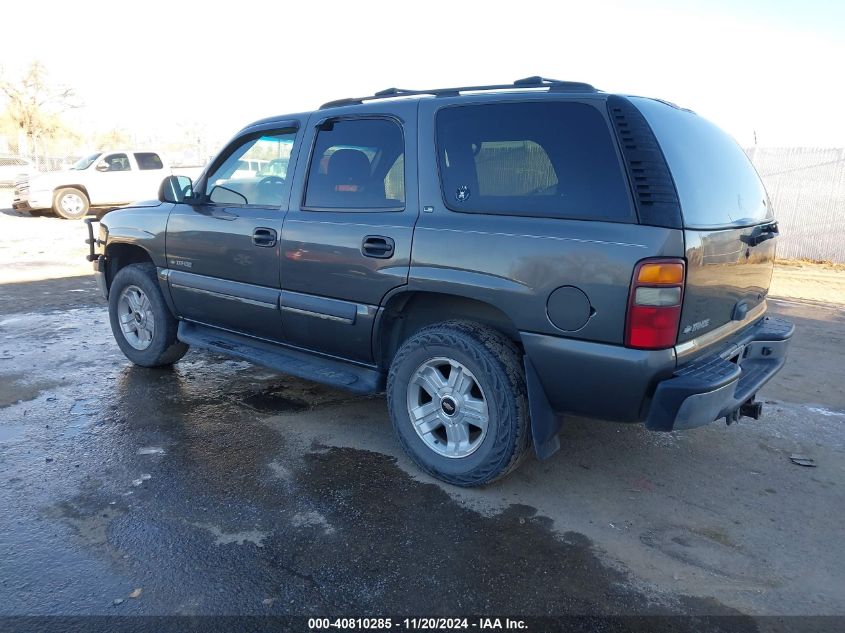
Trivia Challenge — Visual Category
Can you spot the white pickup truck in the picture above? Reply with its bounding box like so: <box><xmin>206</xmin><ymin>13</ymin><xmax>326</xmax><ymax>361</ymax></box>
<box><xmin>12</xmin><ymin>151</ymin><xmax>197</xmax><ymax>219</ymax></box>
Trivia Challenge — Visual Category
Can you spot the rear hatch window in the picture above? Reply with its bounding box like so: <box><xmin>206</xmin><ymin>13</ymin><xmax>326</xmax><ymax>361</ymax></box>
<box><xmin>631</xmin><ymin>97</ymin><xmax>773</xmax><ymax>229</ymax></box>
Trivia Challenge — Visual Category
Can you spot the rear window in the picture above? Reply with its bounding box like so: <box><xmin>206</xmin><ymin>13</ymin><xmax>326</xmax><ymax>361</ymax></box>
<box><xmin>134</xmin><ymin>152</ymin><xmax>164</xmax><ymax>170</ymax></box>
<box><xmin>631</xmin><ymin>97</ymin><xmax>773</xmax><ymax>229</ymax></box>
<box><xmin>435</xmin><ymin>101</ymin><xmax>633</xmax><ymax>221</ymax></box>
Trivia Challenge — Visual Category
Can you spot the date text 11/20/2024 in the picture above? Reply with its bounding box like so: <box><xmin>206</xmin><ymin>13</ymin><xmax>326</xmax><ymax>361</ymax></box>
<box><xmin>308</xmin><ymin>618</ymin><xmax>528</xmax><ymax>630</ymax></box>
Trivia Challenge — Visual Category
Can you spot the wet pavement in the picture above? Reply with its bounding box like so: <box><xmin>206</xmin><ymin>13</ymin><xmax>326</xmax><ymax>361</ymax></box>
<box><xmin>1</xmin><ymin>272</ymin><xmax>844</xmax><ymax>622</ymax></box>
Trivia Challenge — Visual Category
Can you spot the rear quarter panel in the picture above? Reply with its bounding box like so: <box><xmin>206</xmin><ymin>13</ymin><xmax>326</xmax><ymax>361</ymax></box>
<box><xmin>408</xmin><ymin>214</ymin><xmax>684</xmax><ymax>344</ymax></box>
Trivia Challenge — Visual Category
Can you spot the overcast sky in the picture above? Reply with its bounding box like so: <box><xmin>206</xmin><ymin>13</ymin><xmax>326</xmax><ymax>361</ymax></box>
<box><xmin>5</xmin><ymin>0</ymin><xmax>845</xmax><ymax>149</ymax></box>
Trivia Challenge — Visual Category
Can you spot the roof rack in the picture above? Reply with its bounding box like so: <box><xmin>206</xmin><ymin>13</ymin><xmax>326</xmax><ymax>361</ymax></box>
<box><xmin>319</xmin><ymin>76</ymin><xmax>597</xmax><ymax>109</ymax></box>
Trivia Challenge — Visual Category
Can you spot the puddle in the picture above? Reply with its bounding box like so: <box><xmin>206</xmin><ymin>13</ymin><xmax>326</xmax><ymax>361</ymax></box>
<box><xmin>0</xmin><ymin>374</ymin><xmax>59</xmax><ymax>408</ymax></box>
<box><xmin>237</xmin><ymin>386</ymin><xmax>309</xmax><ymax>414</ymax></box>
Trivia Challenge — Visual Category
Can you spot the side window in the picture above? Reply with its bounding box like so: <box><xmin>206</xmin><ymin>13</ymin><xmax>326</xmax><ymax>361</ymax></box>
<box><xmin>104</xmin><ymin>153</ymin><xmax>131</xmax><ymax>172</ymax></box>
<box><xmin>204</xmin><ymin>131</ymin><xmax>296</xmax><ymax>206</ymax></box>
<box><xmin>435</xmin><ymin>102</ymin><xmax>633</xmax><ymax>221</ymax></box>
<box><xmin>134</xmin><ymin>152</ymin><xmax>164</xmax><ymax>170</ymax></box>
<box><xmin>303</xmin><ymin>118</ymin><xmax>404</xmax><ymax>210</ymax></box>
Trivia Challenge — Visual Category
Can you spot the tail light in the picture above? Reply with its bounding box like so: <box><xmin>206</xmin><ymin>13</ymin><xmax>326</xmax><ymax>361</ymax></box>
<box><xmin>625</xmin><ymin>259</ymin><xmax>686</xmax><ymax>350</ymax></box>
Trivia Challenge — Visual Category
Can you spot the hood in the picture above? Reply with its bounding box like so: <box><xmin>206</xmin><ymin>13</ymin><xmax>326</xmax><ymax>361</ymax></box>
<box><xmin>26</xmin><ymin>169</ymin><xmax>79</xmax><ymax>190</ymax></box>
<box><xmin>123</xmin><ymin>199</ymin><xmax>163</xmax><ymax>209</ymax></box>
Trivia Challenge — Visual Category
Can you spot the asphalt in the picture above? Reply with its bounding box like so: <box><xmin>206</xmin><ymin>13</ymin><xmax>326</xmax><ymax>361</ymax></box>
<box><xmin>0</xmin><ymin>217</ymin><xmax>843</xmax><ymax>626</ymax></box>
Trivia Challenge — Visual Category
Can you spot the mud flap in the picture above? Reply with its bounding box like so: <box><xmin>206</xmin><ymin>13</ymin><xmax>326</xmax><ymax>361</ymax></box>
<box><xmin>524</xmin><ymin>356</ymin><xmax>562</xmax><ymax>460</ymax></box>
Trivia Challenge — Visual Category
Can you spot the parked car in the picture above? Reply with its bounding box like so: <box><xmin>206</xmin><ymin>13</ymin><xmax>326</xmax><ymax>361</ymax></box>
<box><xmin>85</xmin><ymin>77</ymin><xmax>793</xmax><ymax>486</ymax></box>
<box><xmin>13</xmin><ymin>150</ymin><xmax>170</xmax><ymax>219</ymax></box>
<box><xmin>0</xmin><ymin>155</ymin><xmax>37</xmax><ymax>187</ymax></box>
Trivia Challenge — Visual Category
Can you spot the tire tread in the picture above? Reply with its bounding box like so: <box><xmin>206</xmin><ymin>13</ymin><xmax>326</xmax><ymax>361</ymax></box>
<box><xmin>387</xmin><ymin>320</ymin><xmax>531</xmax><ymax>487</ymax></box>
<box><xmin>108</xmin><ymin>263</ymin><xmax>188</xmax><ymax>367</ymax></box>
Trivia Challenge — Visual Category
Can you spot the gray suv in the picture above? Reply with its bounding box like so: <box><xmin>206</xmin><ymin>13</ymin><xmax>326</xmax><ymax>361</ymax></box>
<box><xmin>85</xmin><ymin>77</ymin><xmax>793</xmax><ymax>486</ymax></box>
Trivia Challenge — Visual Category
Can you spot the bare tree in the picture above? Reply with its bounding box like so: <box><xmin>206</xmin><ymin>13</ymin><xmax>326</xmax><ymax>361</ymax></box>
<box><xmin>96</xmin><ymin>127</ymin><xmax>132</xmax><ymax>150</ymax></box>
<box><xmin>0</xmin><ymin>60</ymin><xmax>81</xmax><ymax>159</ymax></box>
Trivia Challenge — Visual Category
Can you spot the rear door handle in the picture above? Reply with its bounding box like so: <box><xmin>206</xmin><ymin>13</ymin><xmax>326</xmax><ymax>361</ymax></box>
<box><xmin>362</xmin><ymin>235</ymin><xmax>395</xmax><ymax>259</ymax></box>
<box><xmin>741</xmin><ymin>222</ymin><xmax>779</xmax><ymax>247</ymax></box>
<box><xmin>252</xmin><ymin>227</ymin><xmax>277</xmax><ymax>247</ymax></box>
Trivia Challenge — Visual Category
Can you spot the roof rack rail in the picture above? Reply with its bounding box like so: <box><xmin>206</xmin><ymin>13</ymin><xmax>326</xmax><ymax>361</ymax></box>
<box><xmin>319</xmin><ymin>77</ymin><xmax>597</xmax><ymax>109</ymax></box>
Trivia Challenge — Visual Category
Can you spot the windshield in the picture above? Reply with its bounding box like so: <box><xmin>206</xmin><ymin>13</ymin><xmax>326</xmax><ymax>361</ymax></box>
<box><xmin>72</xmin><ymin>153</ymin><xmax>102</xmax><ymax>170</ymax></box>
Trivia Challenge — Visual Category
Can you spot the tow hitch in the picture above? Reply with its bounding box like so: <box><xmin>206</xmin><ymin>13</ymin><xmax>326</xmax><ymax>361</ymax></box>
<box><xmin>726</xmin><ymin>398</ymin><xmax>763</xmax><ymax>425</ymax></box>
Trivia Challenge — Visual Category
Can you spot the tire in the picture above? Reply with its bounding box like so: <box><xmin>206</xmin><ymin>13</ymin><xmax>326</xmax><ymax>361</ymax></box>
<box><xmin>52</xmin><ymin>187</ymin><xmax>90</xmax><ymax>220</ymax></box>
<box><xmin>108</xmin><ymin>263</ymin><xmax>189</xmax><ymax>367</ymax></box>
<box><xmin>387</xmin><ymin>320</ymin><xmax>531</xmax><ymax>487</ymax></box>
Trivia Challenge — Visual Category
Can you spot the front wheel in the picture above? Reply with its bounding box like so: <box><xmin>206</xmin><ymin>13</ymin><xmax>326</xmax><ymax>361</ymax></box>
<box><xmin>108</xmin><ymin>263</ymin><xmax>189</xmax><ymax>367</ymax></box>
<box><xmin>387</xmin><ymin>321</ymin><xmax>531</xmax><ymax>487</ymax></box>
<box><xmin>53</xmin><ymin>187</ymin><xmax>90</xmax><ymax>219</ymax></box>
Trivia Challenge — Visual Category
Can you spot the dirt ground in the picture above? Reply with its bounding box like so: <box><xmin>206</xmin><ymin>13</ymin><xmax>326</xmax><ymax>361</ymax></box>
<box><xmin>770</xmin><ymin>260</ymin><xmax>845</xmax><ymax>306</ymax></box>
<box><xmin>0</xmin><ymin>208</ymin><xmax>93</xmax><ymax>284</ymax></box>
<box><xmin>1</xmin><ymin>198</ymin><xmax>844</xmax><ymax>625</ymax></box>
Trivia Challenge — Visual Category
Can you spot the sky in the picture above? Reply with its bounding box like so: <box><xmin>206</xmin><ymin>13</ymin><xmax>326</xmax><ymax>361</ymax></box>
<box><xmin>3</xmin><ymin>0</ymin><xmax>845</xmax><ymax>151</ymax></box>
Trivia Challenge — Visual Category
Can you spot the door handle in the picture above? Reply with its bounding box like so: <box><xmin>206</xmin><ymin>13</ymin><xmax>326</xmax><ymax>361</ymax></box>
<box><xmin>252</xmin><ymin>227</ymin><xmax>277</xmax><ymax>247</ymax></box>
<box><xmin>741</xmin><ymin>222</ymin><xmax>779</xmax><ymax>247</ymax></box>
<box><xmin>361</xmin><ymin>235</ymin><xmax>395</xmax><ymax>259</ymax></box>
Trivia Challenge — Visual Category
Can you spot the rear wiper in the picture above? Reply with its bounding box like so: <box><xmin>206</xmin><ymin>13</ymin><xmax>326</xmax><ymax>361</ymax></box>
<box><xmin>741</xmin><ymin>222</ymin><xmax>779</xmax><ymax>247</ymax></box>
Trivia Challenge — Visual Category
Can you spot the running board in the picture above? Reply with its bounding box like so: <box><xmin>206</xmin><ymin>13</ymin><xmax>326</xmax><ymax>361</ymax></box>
<box><xmin>177</xmin><ymin>321</ymin><xmax>385</xmax><ymax>394</ymax></box>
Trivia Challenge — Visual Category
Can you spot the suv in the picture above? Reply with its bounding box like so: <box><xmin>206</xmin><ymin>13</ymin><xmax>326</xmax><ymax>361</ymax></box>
<box><xmin>85</xmin><ymin>77</ymin><xmax>793</xmax><ymax>486</ymax></box>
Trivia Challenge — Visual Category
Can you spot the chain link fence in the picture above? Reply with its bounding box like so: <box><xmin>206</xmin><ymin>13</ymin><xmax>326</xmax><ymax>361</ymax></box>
<box><xmin>24</xmin><ymin>155</ymin><xmax>78</xmax><ymax>172</ymax></box>
<box><xmin>746</xmin><ymin>147</ymin><xmax>845</xmax><ymax>263</ymax></box>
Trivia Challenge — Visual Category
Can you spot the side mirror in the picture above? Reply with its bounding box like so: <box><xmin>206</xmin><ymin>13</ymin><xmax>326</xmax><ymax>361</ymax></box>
<box><xmin>158</xmin><ymin>175</ymin><xmax>193</xmax><ymax>203</ymax></box>
<box><xmin>95</xmin><ymin>161</ymin><xmax>110</xmax><ymax>172</ymax></box>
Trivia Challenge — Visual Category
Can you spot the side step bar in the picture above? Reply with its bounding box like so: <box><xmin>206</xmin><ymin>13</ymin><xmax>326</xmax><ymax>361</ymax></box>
<box><xmin>177</xmin><ymin>321</ymin><xmax>385</xmax><ymax>394</ymax></box>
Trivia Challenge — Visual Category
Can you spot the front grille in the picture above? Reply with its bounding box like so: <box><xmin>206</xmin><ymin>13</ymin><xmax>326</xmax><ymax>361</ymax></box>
<box><xmin>13</xmin><ymin>177</ymin><xmax>29</xmax><ymax>202</ymax></box>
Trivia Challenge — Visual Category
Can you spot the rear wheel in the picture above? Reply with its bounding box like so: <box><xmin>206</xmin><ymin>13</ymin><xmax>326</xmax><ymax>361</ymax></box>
<box><xmin>108</xmin><ymin>263</ymin><xmax>189</xmax><ymax>367</ymax></box>
<box><xmin>53</xmin><ymin>187</ymin><xmax>89</xmax><ymax>220</ymax></box>
<box><xmin>387</xmin><ymin>321</ymin><xmax>531</xmax><ymax>486</ymax></box>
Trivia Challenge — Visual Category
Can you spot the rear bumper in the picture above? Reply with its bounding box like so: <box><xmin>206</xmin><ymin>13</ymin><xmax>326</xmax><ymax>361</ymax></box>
<box><xmin>521</xmin><ymin>315</ymin><xmax>794</xmax><ymax>433</ymax></box>
<box><xmin>521</xmin><ymin>332</ymin><xmax>677</xmax><ymax>423</ymax></box>
<box><xmin>645</xmin><ymin>316</ymin><xmax>794</xmax><ymax>431</ymax></box>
